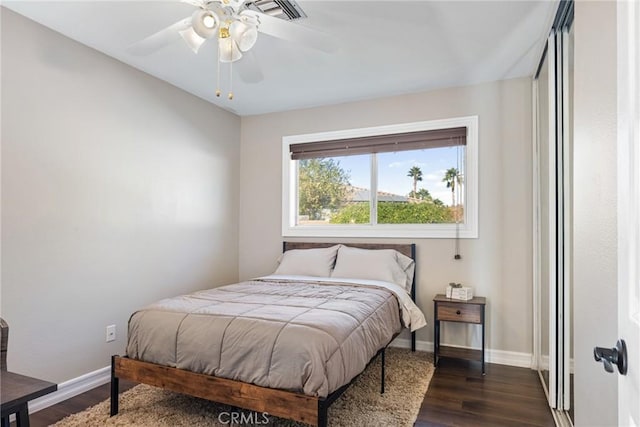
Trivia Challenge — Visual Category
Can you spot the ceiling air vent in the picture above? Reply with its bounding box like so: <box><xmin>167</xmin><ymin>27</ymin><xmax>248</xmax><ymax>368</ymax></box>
<box><xmin>247</xmin><ymin>0</ymin><xmax>307</xmax><ymax>21</ymax></box>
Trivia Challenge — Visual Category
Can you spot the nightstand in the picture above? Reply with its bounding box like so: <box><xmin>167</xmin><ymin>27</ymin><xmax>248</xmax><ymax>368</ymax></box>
<box><xmin>433</xmin><ymin>294</ymin><xmax>487</xmax><ymax>374</ymax></box>
<box><xmin>1</xmin><ymin>371</ymin><xmax>57</xmax><ymax>427</ymax></box>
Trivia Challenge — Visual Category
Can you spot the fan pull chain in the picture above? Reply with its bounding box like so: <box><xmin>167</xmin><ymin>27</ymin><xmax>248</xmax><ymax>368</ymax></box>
<box><xmin>214</xmin><ymin>36</ymin><xmax>235</xmax><ymax>101</ymax></box>
<box><xmin>454</xmin><ymin>142</ymin><xmax>462</xmax><ymax>260</ymax></box>
<box><xmin>228</xmin><ymin>62</ymin><xmax>233</xmax><ymax>100</ymax></box>
<box><xmin>228</xmin><ymin>39</ymin><xmax>234</xmax><ymax>100</ymax></box>
<box><xmin>215</xmin><ymin>44</ymin><xmax>221</xmax><ymax>97</ymax></box>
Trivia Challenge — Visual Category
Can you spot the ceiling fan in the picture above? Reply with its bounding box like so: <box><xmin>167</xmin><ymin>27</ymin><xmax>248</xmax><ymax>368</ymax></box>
<box><xmin>128</xmin><ymin>0</ymin><xmax>336</xmax><ymax>99</ymax></box>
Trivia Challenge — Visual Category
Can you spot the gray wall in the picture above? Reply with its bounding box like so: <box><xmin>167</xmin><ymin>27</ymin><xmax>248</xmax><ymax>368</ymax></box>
<box><xmin>1</xmin><ymin>9</ymin><xmax>241</xmax><ymax>382</ymax></box>
<box><xmin>573</xmin><ymin>1</ymin><xmax>618</xmax><ymax>425</ymax></box>
<box><xmin>239</xmin><ymin>78</ymin><xmax>533</xmax><ymax>355</ymax></box>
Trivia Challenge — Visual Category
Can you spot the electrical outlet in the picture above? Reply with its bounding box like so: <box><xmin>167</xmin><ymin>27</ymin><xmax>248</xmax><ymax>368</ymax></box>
<box><xmin>106</xmin><ymin>325</ymin><xmax>116</xmax><ymax>342</ymax></box>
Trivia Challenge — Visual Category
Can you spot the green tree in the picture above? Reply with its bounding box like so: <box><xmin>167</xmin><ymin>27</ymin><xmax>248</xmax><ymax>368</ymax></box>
<box><xmin>328</xmin><ymin>202</ymin><xmax>370</xmax><ymax>224</ymax></box>
<box><xmin>409</xmin><ymin>188</ymin><xmax>432</xmax><ymax>201</ymax></box>
<box><xmin>407</xmin><ymin>166</ymin><xmax>423</xmax><ymax>195</ymax></box>
<box><xmin>378</xmin><ymin>202</ymin><xmax>453</xmax><ymax>224</ymax></box>
<box><xmin>330</xmin><ymin>202</ymin><xmax>453</xmax><ymax>224</ymax></box>
<box><xmin>298</xmin><ymin>159</ymin><xmax>350</xmax><ymax>220</ymax></box>
<box><xmin>442</xmin><ymin>167</ymin><xmax>463</xmax><ymax>207</ymax></box>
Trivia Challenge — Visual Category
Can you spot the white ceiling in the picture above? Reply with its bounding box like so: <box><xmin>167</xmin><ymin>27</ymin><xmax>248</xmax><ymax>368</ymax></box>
<box><xmin>3</xmin><ymin>1</ymin><xmax>557</xmax><ymax>116</ymax></box>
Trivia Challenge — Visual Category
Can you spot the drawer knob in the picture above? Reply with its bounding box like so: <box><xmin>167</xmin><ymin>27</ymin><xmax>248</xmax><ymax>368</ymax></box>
<box><xmin>456</xmin><ymin>310</ymin><xmax>461</xmax><ymax>315</ymax></box>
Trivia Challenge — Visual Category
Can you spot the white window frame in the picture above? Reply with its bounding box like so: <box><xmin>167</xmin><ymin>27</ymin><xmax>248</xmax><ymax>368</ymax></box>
<box><xmin>282</xmin><ymin>116</ymin><xmax>479</xmax><ymax>238</ymax></box>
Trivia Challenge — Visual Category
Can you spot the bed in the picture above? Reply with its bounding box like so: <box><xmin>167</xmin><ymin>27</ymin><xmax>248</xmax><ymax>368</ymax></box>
<box><xmin>110</xmin><ymin>242</ymin><xmax>425</xmax><ymax>426</ymax></box>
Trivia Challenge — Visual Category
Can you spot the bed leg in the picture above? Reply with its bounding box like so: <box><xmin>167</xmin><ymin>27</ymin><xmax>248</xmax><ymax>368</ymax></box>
<box><xmin>110</xmin><ymin>355</ymin><xmax>119</xmax><ymax>416</ymax></box>
<box><xmin>411</xmin><ymin>330</ymin><xmax>416</xmax><ymax>352</ymax></box>
<box><xmin>317</xmin><ymin>401</ymin><xmax>328</xmax><ymax>427</ymax></box>
<box><xmin>380</xmin><ymin>348</ymin><xmax>386</xmax><ymax>394</ymax></box>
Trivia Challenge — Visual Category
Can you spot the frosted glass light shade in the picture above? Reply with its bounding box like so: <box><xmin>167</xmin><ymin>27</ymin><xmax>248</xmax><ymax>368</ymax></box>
<box><xmin>192</xmin><ymin>10</ymin><xmax>219</xmax><ymax>39</ymax></box>
<box><xmin>218</xmin><ymin>37</ymin><xmax>243</xmax><ymax>63</ymax></box>
<box><xmin>179</xmin><ymin>27</ymin><xmax>206</xmax><ymax>53</ymax></box>
<box><xmin>229</xmin><ymin>20</ymin><xmax>258</xmax><ymax>52</ymax></box>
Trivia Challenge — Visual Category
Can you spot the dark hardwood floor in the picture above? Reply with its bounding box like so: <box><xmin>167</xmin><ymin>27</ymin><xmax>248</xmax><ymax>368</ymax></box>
<box><xmin>25</xmin><ymin>380</ymin><xmax>137</xmax><ymax>427</ymax></box>
<box><xmin>26</xmin><ymin>355</ymin><xmax>554</xmax><ymax>426</ymax></box>
<box><xmin>416</xmin><ymin>354</ymin><xmax>555</xmax><ymax>427</ymax></box>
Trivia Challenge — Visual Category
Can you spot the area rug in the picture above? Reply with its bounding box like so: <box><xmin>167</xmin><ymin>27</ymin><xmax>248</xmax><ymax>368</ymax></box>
<box><xmin>54</xmin><ymin>348</ymin><xmax>433</xmax><ymax>427</ymax></box>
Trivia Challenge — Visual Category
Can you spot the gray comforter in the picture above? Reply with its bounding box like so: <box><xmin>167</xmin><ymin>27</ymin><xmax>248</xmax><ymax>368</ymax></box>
<box><xmin>126</xmin><ymin>278</ymin><xmax>402</xmax><ymax>397</ymax></box>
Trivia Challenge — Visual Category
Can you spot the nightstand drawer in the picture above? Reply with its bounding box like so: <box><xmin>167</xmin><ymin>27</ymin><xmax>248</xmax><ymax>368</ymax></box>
<box><xmin>436</xmin><ymin>302</ymin><xmax>482</xmax><ymax>323</ymax></box>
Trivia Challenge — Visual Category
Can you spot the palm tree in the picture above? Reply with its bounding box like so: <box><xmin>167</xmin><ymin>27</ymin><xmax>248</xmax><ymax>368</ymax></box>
<box><xmin>407</xmin><ymin>166</ymin><xmax>423</xmax><ymax>195</ymax></box>
<box><xmin>442</xmin><ymin>167</ymin><xmax>463</xmax><ymax>207</ymax></box>
<box><xmin>415</xmin><ymin>188</ymin><xmax>432</xmax><ymax>201</ymax></box>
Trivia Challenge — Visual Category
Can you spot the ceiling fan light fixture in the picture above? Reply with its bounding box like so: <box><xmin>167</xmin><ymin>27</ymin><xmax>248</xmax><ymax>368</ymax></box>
<box><xmin>229</xmin><ymin>20</ymin><xmax>258</xmax><ymax>52</ymax></box>
<box><xmin>179</xmin><ymin>27</ymin><xmax>207</xmax><ymax>53</ymax></box>
<box><xmin>192</xmin><ymin>9</ymin><xmax>219</xmax><ymax>39</ymax></box>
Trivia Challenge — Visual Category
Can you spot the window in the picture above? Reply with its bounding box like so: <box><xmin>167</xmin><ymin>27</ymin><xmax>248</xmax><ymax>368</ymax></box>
<box><xmin>282</xmin><ymin>116</ymin><xmax>478</xmax><ymax>238</ymax></box>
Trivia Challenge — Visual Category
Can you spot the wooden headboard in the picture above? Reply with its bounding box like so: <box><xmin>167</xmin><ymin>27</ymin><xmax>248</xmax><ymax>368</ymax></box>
<box><xmin>282</xmin><ymin>242</ymin><xmax>415</xmax><ymax>260</ymax></box>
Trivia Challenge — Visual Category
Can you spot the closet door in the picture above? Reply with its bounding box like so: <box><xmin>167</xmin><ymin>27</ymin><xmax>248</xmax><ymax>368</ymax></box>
<box><xmin>535</xmin><ymin>39</ymin><xmax>553</xmax><ymax>403</ymax></box>
<box><xmin>561</xmin><ymin>23</ymin><xmax>574</xmax><ymax>417</ymax></box>
<box><xmin>535</xmin><ymin>21</ymin><xmax>573</xmax><ymax>415</ymax></box>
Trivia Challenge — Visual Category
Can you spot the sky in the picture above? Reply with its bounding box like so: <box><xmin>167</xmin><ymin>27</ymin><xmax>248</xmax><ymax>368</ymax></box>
<box><xmin>334</xmin><ymin>147</ymin><xmax>464</xmax><ymax>206</ymax></box>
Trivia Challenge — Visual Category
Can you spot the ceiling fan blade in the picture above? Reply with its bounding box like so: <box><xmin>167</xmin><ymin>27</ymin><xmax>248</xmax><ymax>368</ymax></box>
<box><xmin>126</xmin><ymin>17</ymin><xmax>192</xmax><ymax>56</ymax></box>
<box><xmin>236</xmin><ymin>50</ymin><xmax>264</xmax><ymax>83</ymax></box>
<box><xmin>181</xmin><ymin>0</ymin><xmax>206</xmax><ymax>8</ymax></box>
<box><xmin>242</xmin><ymin>10</ymin><xmax>338</xmax><ymax>54</ymax></box>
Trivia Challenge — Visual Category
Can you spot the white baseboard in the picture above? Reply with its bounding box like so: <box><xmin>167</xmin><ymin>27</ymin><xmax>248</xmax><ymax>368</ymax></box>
<box><xmin>28</xmin><ymin>365</ymin><xmax>111</xmax><ymax>414</ymax></box>
<box><xmin>391</xmin><ymin>337</ymin><xmax>534</xmax><ymax>369</ymax></box>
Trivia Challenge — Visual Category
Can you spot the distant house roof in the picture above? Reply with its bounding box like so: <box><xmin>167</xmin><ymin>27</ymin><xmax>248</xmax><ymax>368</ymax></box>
<box><xmin>347</xmin><ymin>186</ymin><xmax>408</xmax><ymax>203</ymax></box>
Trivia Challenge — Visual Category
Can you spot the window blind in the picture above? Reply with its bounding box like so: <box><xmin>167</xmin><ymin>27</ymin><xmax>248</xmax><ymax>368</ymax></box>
<box><xmin>290</xmin><ymin>126</ymin><xmax>467</xmax><ymax>160</ymax></box>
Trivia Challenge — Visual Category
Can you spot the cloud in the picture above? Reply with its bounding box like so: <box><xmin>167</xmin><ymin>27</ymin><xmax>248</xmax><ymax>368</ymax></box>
<box><xmin>431</xmin><ymin>191</ymin><xmax>452</xmax><ymax>205</ymax></box>
<box><xmin>388</xmin><ymin>160</ymin><xmax>414</xmax><ymax>169</ymax></box>
<box><xmin>432</xmin><ymin>183</ymin><xmax>465</xmax><ymax>206</ymax></box>
<box><xmin>424</xmin><ymin>169</ymin><xmax>447</xmax><ymax>182</ymax></box>
<box><xmin>387</xmin><ymin>160</ymin><xmax>431</xmax><ymax>169</ymax></box>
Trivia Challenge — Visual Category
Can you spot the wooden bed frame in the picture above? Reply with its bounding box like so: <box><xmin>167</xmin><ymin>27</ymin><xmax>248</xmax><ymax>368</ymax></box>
<box><xmin>110</xmin><ymin>242</ymin><xmax>417</xmax><ymax>427</ymax></box>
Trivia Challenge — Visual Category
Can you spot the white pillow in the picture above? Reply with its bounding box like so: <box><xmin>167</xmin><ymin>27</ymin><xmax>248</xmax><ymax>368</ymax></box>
<box><xmin>331</xmin><ymin>246</ymin><xmax>415</xmax><ymax>292</ymax></box>
<box><xmin>396</xmin><ymin>252</ymin><xmax>415</xmax><ymax>293</ymax></box>
<box><xmin>274</xmin><ymin>245</ymin><xmax>340</xmax><ymax>277</ymax></box>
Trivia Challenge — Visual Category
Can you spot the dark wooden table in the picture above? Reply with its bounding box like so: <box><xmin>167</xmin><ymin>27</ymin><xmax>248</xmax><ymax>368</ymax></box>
<box><xmin>1</xmin><ymin>371</ymin><xmax>57</xmax><ymax>427</ymax></box>
<box><xmin>433</xmin><ymin>294</ymin><xmax>487</xmax><ymax>374</ymax></box>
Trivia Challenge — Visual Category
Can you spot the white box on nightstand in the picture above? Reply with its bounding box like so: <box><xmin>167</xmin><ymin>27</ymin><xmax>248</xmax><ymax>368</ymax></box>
<box><xmin>445</xmin><ymin>286</ymin><xmax>474</xmax><ymax>300</ymax></box>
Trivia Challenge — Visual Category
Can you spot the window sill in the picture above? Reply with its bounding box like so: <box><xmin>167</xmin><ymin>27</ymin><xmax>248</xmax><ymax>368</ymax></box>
<box><xmin>282</xmin><ymin>224</ymin><xmax>478</xmax><ymax>239</ymax></box>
